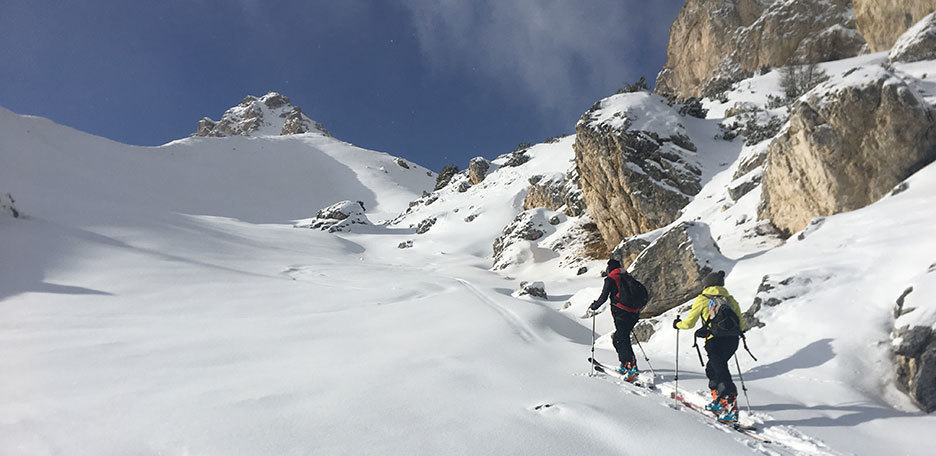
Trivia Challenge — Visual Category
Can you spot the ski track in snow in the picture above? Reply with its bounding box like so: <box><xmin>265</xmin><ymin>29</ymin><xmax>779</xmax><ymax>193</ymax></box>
<box><xmin>653</xmin><ymin>384</ymin><xmax>842</xmax><ymax>456</ymax></box>
<box><xmin>453</xmin><ymin>277</ymin><xmax>539</xmax><ymax>343</ymax></box>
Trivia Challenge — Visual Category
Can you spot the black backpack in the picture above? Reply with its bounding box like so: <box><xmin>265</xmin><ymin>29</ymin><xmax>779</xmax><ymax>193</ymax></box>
<box><xmin>697</xmin><ymin>295</ymin><xmax>742</xmax><ymax>338</ymax></box>
<box><xmin>614</xmin><ymin>273</ymin><xmax>649</xmax><ymax>311</ymax></box>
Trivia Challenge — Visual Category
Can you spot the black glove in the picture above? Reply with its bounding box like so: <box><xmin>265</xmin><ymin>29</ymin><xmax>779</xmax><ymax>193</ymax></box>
<box><xmin>672</xmin><ymin>316</ymin><xmax>682</xmax><ymax>330</ymax></box>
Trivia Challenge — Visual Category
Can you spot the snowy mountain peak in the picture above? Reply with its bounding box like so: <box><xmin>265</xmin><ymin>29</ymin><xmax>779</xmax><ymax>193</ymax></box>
<box><xmin>193</xmin><ymin>91</ymin><xmax>331</xmax><ymax>138</ymax></box>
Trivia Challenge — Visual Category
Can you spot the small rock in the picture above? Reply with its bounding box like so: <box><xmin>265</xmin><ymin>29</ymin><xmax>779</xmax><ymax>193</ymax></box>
<box><xmin>517</xmin><ymin>281</ymin><xmax>548</xmax><ymax>299</ymax></box>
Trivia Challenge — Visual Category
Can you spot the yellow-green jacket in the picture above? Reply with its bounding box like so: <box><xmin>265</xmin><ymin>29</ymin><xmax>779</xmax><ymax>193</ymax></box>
<box><xmin>675</xmin><ymin>286</ymin><xmax>746</xmax><ymax>337</ymax></box>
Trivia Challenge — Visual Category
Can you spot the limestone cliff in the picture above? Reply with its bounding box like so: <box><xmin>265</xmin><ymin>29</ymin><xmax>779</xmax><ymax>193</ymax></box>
<box><xmin>656</xmin><ymin>0</ymin><xmax>865</xmax><ymax>100</ymax></box>
<box><xmin>854</xmin><ymin>0</ymin><xmax>936</xmax><ymax>52</ymax></box>
<box><xmin>573</xmin><ymin>92</ymin><xmax>702</xmax><ymax>249</ymax></box>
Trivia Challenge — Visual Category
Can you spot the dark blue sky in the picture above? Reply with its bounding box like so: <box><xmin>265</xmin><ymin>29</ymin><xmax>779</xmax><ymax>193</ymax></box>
<box><xmin>1</xmin><ymin>0</ymin><xmax>683</xmax><ymax>172</ymax></box>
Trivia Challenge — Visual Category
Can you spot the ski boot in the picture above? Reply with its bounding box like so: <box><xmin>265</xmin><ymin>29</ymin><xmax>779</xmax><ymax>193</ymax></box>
<box><xmin>704</xmin><ymin>390</ymin><xmax>724</xmax><ymax>413</ymax></box>
<box><xmin>616</xmin><ymin>363</ymin><xmax>639</xmax><ymax>382</ymax></box>
<box><xmin>716</xmin><ymin>396</ymin><xmax>739</xmax><ymax>424</ymax></box>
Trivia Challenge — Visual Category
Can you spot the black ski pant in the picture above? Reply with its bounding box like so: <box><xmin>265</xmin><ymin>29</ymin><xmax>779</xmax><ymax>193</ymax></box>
<box><xmin>705</xmin><ymin>336</ymin><xmax>739</xmax><ymax>401</ymax></box>
<box><xmin>611</xmin><ymin>309</ymin><xmax>640</xmax><ymax>367</ymax></box>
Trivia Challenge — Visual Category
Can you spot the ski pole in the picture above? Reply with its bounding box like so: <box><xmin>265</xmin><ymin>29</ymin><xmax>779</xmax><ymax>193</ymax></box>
<box><xmin>734</xmin><ymin>354</ymin><xmax>752</xmax><ymax>413</ymax></box>
<box><xmin>741</xmin><ymin>334</ymin><xmax>758</xmax><ymax>361</ymax></box>
<box><xmin>590</xmin><ymin>314</ymin><xmax>597</xmax><ymax>376</ymax></box>
<box><xmin>634</xmin><ymin>336</ymin><xmax>656</xmax><ymax>379</ymax></box>
<box><xmin>693</xmin><ymin>338</ymin><xmax>705</xmax><ymax>367</ymax></box>
<box><xmin>674</xmin><ymin>327</ymin><xmax>679</xmax><ymax>404</ymax></box>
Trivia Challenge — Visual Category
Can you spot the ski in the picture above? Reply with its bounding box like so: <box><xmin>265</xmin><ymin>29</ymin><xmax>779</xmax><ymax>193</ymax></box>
<box><xmin>670</xmin><ymin>393</ymin><xmax>770</xmax><ymax>443</ymax></box>
<box><xmin>587</xmin><ymin>357</ymin><xmax>655</xmax><ymax>389</ymax></box>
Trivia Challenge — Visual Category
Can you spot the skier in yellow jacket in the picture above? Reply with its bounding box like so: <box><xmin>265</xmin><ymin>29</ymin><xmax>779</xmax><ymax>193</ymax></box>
<box><xmin>673</xmin><ymin>270</ymin><xmax>746</xmax><ymax>423</ymax></box>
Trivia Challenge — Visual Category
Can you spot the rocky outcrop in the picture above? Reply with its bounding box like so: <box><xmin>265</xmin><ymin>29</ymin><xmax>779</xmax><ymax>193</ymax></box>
<box><xmin>889</xmin><ymin>12</ymin><xmax>936</xmax><ymax>63</ymax></box>
<box><xmin>492</xmin><ymin>210</ymin><xmax>549</xmax><ymax>270</ymax></box>
<box><xmin>194</xmin><ymin>92</ymin><xmax>330</xmax><ymax>137</ymax></box>
<box><xmin>760</xmin><ymin>66</ymin><xmax>936</xmax><ymax>236</ymax></box>
<box><xmin>523</xmin><ymin>168</ymin><xmax>587</xmax><ymax>217</ymax></box>
<box><xmin>742</xmin><ymin>273</ymin><xmax>830</xmax><ymax>329</ymax></box>
<box><xmin>468</xmin><ymin>157</ymin><xmax>490</xmax><ymax>185</ymax></box>
<box><xmin>628</xmin><ymin>222</ymin><xmax>731</xmax><ymax>317</ymax></box>
<box><xmin>294</xmin><ymin>200</ymin><xmax>370</xmax><ymax>233</ymax></box>
<box><xmin>1</xmin><ymin>193</ymin><xmax>19</xmax><ymax>218</ymax></box>
<box><xmin>854</xmin><ymin>0</ymin><xmax>936</xmax><ymax>52</ymax></box>
<box><xmin>656</xmin><ymin>0</ymin><xmax>865</xmax><ymax>99</ymax></box>
<box><xmin>415</xmin><ymin>217</ymin><xmax>437</xmax><ymax>234</ymax></box>
<box><xmin>574</xmin><ymin>92</ymin><xmax>702</xmax><ymax>249</ymax></box>
<box><xmin>891</xmin><ymin>267</ymin><xmax>936</xmax><ymax>413</ymax></box>
<box><xmin>548</xmin><ymin>217</ymin><xmax>611</xmax><ymax>267</ymax></box>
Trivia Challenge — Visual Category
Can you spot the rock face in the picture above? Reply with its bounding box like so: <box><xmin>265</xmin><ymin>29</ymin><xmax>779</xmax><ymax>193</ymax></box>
<box><xmin>574</xmin><ymin>92</ymin><xmax>702</xmax><ymax>249</ymax></box>
<box><xmin>628</xmin><ymin>222</ymin><xmax>731</xmax><ymax>317</ymax></box>
<box><xmin>656</xmin><ymin>0</ymin><xmax>865</xmax><ymax>99</ymax></box>
<box><xmin>889</xmin><ymin>12</ymin><xmax>936</xmax><ymax>63</ymax></box>
<box><xmin>194</xmin><ymin>92</ymin><xmax>330</xmax><ymax>137</ymax></box>
<box><xmin>759</xmin><ymin>66</ymin><xmax>936</xmax><ymax>236</ymax></box>
<box><xmin>854</xmin><ymin>0</ymin><xmax>936</xmax><ymax>52</ymax></box>
<box><xmin>468</xmin><ymin>157</ymin><xmax>490</xmax><ymax>185</ymax></box>
<box><xmin>294</xmin><ymin>200</ymin><xmax>370</xmax><ymax>233</ymax></box>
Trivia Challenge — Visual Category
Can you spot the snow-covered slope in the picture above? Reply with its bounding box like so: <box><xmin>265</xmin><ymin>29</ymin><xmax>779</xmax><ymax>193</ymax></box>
<box><xmin>0</xmin><ymin>106</ymin><xmax>433</xmax><ymax>224</ymax></box>
<box><xmin>3</xmin><ymin>48</ymin><xmax>936</xmax><ymax>456</ymax></box>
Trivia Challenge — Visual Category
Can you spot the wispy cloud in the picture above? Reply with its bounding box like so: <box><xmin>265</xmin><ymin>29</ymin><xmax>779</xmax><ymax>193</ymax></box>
<box><xmin>399</xmin><ymin>0</ymin><xmax>674</xmax><ymax>120</ymax></box>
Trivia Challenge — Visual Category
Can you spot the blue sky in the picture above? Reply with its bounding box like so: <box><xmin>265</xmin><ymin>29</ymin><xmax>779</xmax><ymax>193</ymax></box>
<box><xmin>1</xmin><ymin>0</ymin><xmax>683</xmax><ymax>172</ymax></box>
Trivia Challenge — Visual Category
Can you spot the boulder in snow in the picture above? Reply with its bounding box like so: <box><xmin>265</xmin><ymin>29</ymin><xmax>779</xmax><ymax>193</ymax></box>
<box><xmin>294</xmin><ymin>200</ymin><xmax>370</xmax><ymax>233</ymax></box>
<box><xmin>516</xmin><ymin>281</ymin><xmax>547</xmax><ymax>300</ymax></box>
<box><xmin>760</xmin><ymin>66</ymin><xmax>936</xmax><ymax>236</ymax></box>
<box><xmin>891</xmin><ymin>266</ymin><xmax>936</xmax><ymax>413</ymax></box>
<box><xmin>628</xmin><ymin>222</ymin><xmax>730</xmax><ymax>318</ymax></box>
<box><xmin>610</xmin><ymin>236</ymin><xmax>651</xmax><ymax>269</ymax></box>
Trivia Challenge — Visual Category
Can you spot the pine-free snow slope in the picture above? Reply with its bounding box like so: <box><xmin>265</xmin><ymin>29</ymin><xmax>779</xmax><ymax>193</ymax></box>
<box><xmin>4</xmin><ymin>54</ymin><xmax>936</xmax><ymax>455</ymax></box>
<box><xmin>0</xmin><ymin>106</ymin><xmax>807</xmax><ymax>455</ymax></box>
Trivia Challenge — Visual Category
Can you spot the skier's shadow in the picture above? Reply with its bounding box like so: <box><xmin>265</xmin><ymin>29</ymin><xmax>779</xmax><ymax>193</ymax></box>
<box><xmin>741</xmin><ymin>338</ymin><xmax>834</xmax><ymax>381</ymax></box>
<box><xmin>754</xmin><ymin>402</ymin><xmax>919</xmax><ymax>427</ymax></box>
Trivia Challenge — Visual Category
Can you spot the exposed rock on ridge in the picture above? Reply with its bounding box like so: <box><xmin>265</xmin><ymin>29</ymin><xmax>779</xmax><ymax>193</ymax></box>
<box><xmin>854</xmin><ymin>0</ymin><xmax>936</xmax><ymax>52</ymax></box>
<box><xmin>656</xmin><ymin>0</ymin><xmax>865</xmax><ymax>99</ymax></box>
<box><xmin>194</xmin><ymin>92</ymin><xmax>330</xmax><ymax>138</ymax></box>
<box><xmin>574</xmin><ymin>92</ymin><xmax>702</xmax><ymax>248</ymax></box>
<box><xmin>759</xmin><ymin>65</ymin><xmax>936</xmax><ymax>236</ymax></box>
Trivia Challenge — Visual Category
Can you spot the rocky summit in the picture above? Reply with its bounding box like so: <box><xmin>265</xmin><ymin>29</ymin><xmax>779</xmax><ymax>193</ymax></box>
<box><xmin>194</xmin><ymin>92</ymin><xmax>330</xmax><ymax>138</ymax></box>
